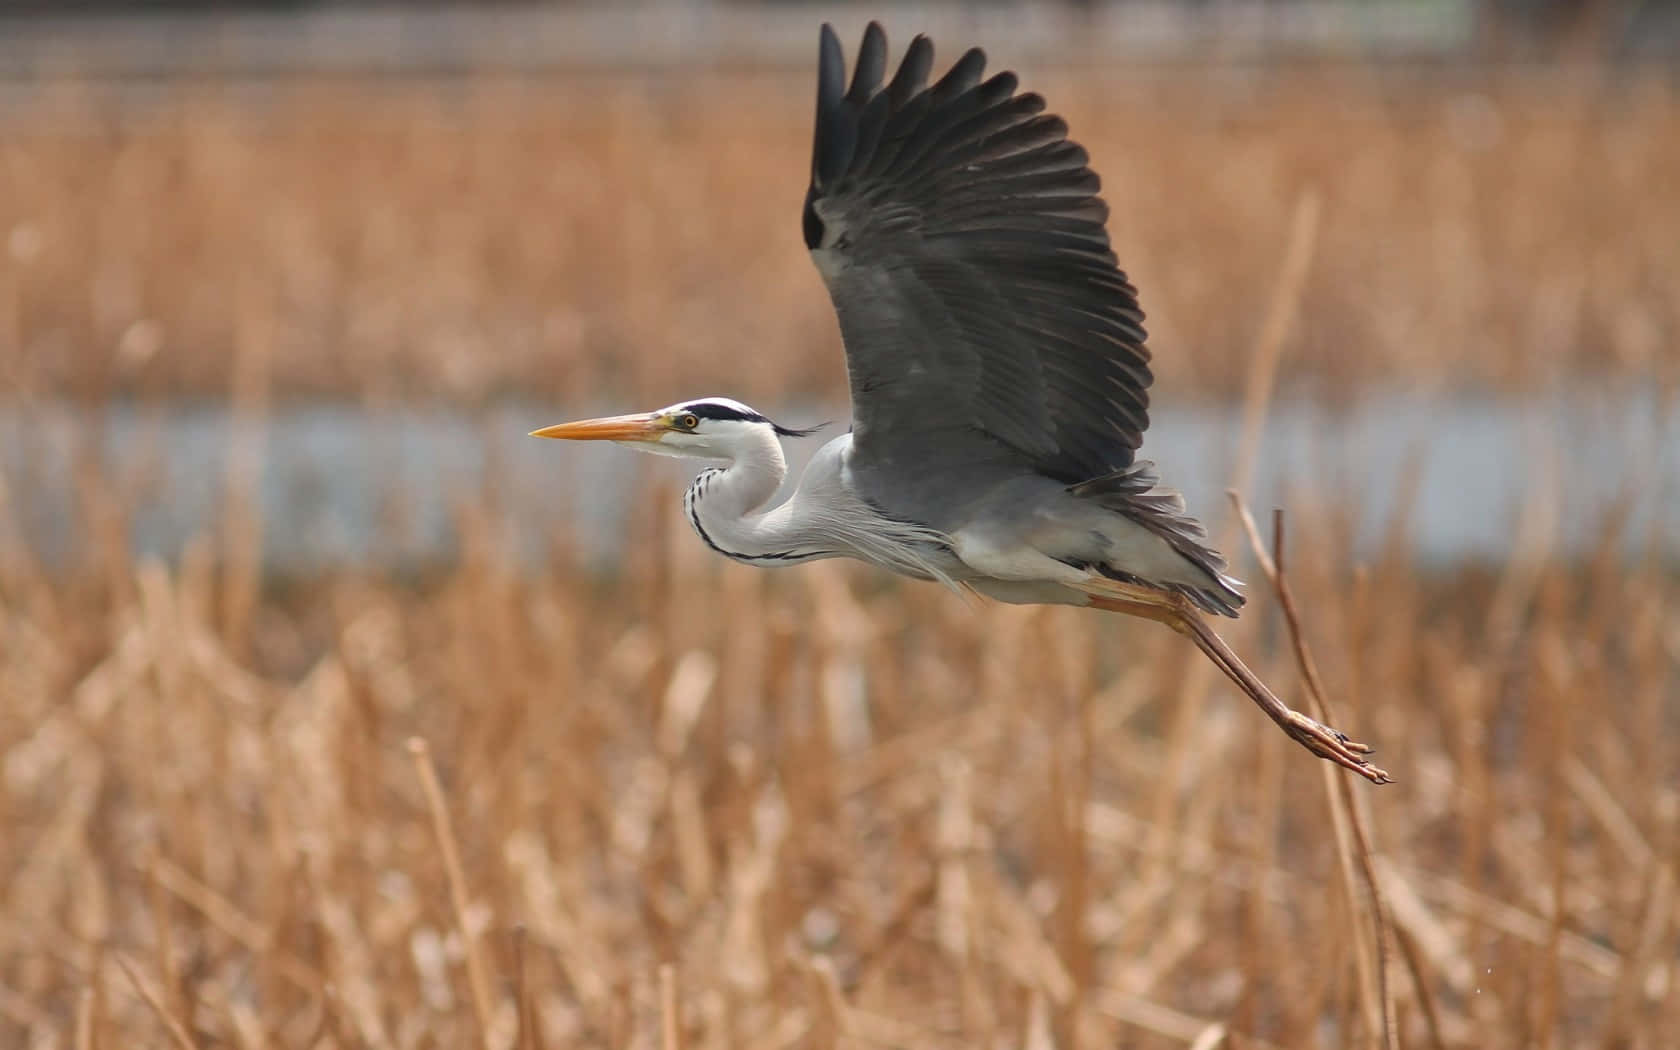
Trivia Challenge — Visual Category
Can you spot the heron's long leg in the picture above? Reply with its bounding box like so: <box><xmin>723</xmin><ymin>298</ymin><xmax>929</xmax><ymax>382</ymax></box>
<box><xmin>1175</xmin><ymin>609</ymin><xmax>1390</xmax><ymax>784</ymax></box>
<box><xmin>1081</xmin><ymin>584</ymin><xmax>1391</xmax><ymax>784</ymax></box>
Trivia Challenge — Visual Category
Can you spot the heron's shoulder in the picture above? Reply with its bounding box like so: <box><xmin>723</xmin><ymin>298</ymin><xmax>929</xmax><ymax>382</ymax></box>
<box><xmin>789</xmin><ymin>430</ymin><xmax>853</xmax><ymax>489</ymax></box>
<box><xmin>811</xmin><ymin>429</ymin><xmax>853</xmax><ymax>471</ymax></box>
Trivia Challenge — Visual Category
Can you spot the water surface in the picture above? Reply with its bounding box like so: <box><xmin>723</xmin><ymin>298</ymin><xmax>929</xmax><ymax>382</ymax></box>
<box><xmin>3</xmin><ymin>390</ymin><xmax>1673</xmax><ymax>574</ymax></box>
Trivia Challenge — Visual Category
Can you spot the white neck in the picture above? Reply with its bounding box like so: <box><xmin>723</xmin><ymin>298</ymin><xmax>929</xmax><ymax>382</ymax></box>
<box><xmin>681</xmin><ymin>424</ymin><xmax>830</xmax><ymax>564</ymax></box>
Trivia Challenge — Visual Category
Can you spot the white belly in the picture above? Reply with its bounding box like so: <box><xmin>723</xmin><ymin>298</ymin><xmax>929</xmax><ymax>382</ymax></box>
<box><xmin>950</xmin><ymin>526</ymin><xmax>1092</xmax><ymax>585</ymax></box>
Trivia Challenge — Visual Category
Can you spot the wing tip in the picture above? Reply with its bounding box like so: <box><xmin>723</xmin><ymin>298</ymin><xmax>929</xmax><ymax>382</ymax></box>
<box><xmin>816</xmin><ymin>24</ymin><xmax>846</xmax><ymax>114</ymax></box>
<box><xmin>932</xmin><ymin>46</ymin><xmax>988</xmax><ymax>100</ymax></box>
<box><xmin>888</xmin><ymin>34</ymin><xmax>936</xmax><ymax>105</ymax></box>
<box><xmin>811</xmin><ymin>24</ymin><xmax>855</xmax><ymax>191</ymax></box>
<box><xmin>846</xmin><ymin>23</ymin><xmax>889</xmax><ymax>107</ymax></box>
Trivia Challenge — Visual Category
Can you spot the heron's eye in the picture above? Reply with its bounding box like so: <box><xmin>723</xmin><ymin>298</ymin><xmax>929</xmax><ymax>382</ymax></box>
<box><xmin>680</xmin><ymin>414</ymin><xmax>700</xmax><ymax>430</ymax></box>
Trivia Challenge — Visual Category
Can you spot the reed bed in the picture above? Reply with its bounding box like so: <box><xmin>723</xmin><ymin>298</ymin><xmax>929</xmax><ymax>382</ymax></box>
<box><xmin>2</xmin><ymin>481</ymin><xmax>1676</xmax><ymax>1048</ymax></box>
<box><xmin>1</xmin><ymin>64</ymin><xmax>1676</xmax><ymax>404</ymax></box>
<box><xmin>1</xmin><ymin>62</ymin><xmax>1677</xmax><ymax>1049</ymax></box>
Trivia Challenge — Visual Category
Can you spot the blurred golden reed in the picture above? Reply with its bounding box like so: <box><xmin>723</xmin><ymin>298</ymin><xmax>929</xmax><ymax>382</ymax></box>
<box><xmin>1</xmin><ymin>65</ymin><xmax>1676</xmax><ymax>404</ymax></box>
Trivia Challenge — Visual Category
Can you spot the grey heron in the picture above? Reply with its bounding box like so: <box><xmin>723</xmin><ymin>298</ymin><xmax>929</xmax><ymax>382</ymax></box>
<box><xmin>533</xmin><ymin>23</ymin><xmax>1388</xmax><ymax>784</ymax></box>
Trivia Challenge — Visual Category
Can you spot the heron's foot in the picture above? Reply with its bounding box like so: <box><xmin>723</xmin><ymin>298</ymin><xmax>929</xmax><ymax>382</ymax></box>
<box><xmin>1282</xmin><ymin>710</ymin><xmax>1391</xmax><ymax>785</ymax></box>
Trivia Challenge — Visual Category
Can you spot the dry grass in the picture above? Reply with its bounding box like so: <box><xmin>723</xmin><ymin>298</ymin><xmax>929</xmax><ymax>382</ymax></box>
<box><xmin>1</xmin><ymin>62</ymin><xmax>1678</xmax><ymax>1049</ymax></box>
<box><xmin>1</xmin><ymin>64</ymin><xmax>1677</xmax><ymax>404</ymax></box>
<box><xmin>3</xmin><ymin>480</ymin><xmax>1676</xmax><ymax>1048</ymax></box>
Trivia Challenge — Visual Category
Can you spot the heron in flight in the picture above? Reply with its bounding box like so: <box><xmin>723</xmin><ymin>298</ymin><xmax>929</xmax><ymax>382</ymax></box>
<box><xmin>534</xmin><ymin>23</ymin><xmax>1388</xmax><ymax>783</ymax></box>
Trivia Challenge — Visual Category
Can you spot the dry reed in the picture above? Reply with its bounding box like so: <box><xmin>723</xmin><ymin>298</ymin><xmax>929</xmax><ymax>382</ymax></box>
<box><xmin>0</xmin><ymin>64</ymin><xmax>1676</xmax><ymax>404</ymax></box>
<box><xmin>3</xmin><ymin>478</ymin><xmax>1673</xmax><ymax>1048</ymax></box>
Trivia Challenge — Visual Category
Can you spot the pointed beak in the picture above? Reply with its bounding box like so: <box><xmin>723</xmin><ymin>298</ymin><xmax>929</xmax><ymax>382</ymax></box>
<box><xmin>529</xmin><ymin>413</ymin><xmax>666</xmax><ymax>443</ymax></box>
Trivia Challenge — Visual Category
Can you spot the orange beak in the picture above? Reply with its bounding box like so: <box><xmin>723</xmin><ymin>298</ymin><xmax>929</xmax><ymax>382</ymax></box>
<box><xmin>529</xmin><ymin>413</ymin><xmax>666</xmax><ymax>443</ymax></box>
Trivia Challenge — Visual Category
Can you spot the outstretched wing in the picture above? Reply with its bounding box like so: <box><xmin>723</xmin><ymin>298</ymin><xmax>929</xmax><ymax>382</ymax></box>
<box><xmin>804</xmin><ymin>22</ymin><xmax>1153</xmax><ymax>492</ymax></box>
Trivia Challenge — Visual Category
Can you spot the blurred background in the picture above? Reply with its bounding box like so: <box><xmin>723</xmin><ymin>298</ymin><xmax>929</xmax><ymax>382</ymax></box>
<box><xmin>2</xmin><ymin>2</ymin><xmax>1676</xmax><ymax>1048</ymax></box>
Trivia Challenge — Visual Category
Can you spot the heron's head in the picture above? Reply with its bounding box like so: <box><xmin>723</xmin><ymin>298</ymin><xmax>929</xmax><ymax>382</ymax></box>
<box><xmin>529</xmin><ymin>397</ymin><xmax>819</xmax><ymax>461</ymax></box>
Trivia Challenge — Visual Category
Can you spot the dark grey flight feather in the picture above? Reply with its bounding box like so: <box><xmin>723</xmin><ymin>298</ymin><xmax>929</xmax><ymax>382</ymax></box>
<box><xmin>804</xmin><ymin>21</ymin><xmax>1153</xmax><ymax>490</ymax></box>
